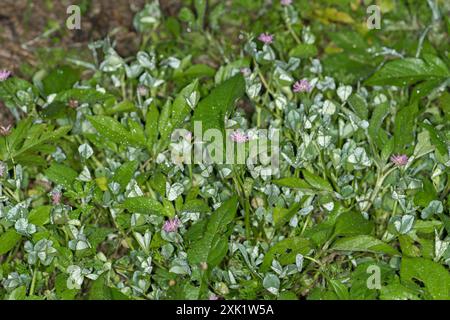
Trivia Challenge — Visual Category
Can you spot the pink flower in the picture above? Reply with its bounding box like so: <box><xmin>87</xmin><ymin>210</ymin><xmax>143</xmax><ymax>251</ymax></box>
<box><xmin>293</xmin><ymin>79</ymin><xmax>312</xmax><ymax>93</ymax></box>
<box><xmin>258</xmin><ymin>33</ymin><xmax>273</xmax><ymax>45</ymax></box>
<box><xmin>0</xmin><ymin>70</ymin><xmax>11</xmax><ymax>81</ymax></box>
<box><xmin>137</xmin><ymin>85</ymin><xmax>149</xmax><ymax>96</ymax></box>
<box><xmin>163</xmin><ymin>217</ymin><xmax>181</xmax><ymax>233</ymax></box>
<box><xmin>281</xmin><ymin>0</ymin><xmax>292</xmax><ymax>5</ymax></box>
<box><xmin>209</xmin><ymin>294</ymin><xmax>220</xmax><ymax>300</ymax></box>
<box><xmin>51</xmin><ymin>190</ymin><xmax>62</xmax><ymax>205</ymax></box>
<box><xmin>0</xmin><ymin>124</ymin><xmax>12</xmax><ymax>136</ymax></box>
<box><xmin>230</xmin><ymin>131</ymin><xmax>250</xmax><ymax>143</ymax></box>
<box><xmin>68</xmin><ymin>99</ymin><xmax>79</xmax><ymax>109</ymax></box>
<box><xmin>390</xmin><ymin>154</ymin><xmax>408</xmax><ymax>166</ymax></box>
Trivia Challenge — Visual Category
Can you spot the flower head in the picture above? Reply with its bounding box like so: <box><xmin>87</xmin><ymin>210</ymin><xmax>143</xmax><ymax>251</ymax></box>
<box><xmin>230</xmin><ymin>131</ymin><xmax>250</xmax><ymax>143</ymax></box>
<box><xmin>209</xmin><ymin>294</ymin><xmax>220</xmax><ymax>300</ymax></box>
<box><xmin>50</xmin><ymin>190</ymin><xmax>62</xmax><ymax>205</ymax></box>
<box><xmin>390</xmin><ymin>154</ymin><xmax>408</xmax><ymax>166</ymax></box>
<box><xmin>293</xmin><ymin>79</ymin><xmax>312</xmax><ymax>93</ymax></box>
<box><xmin>68</xmin><ymin>99</ymin><xmax>79</xmax><ymax>109</ymax></box>
<box><xmin>258</xmin><ymin>33</ymin><xmax>274</xmax><ymax>45</ymax></box>
<box><xmin>163</xmin><ymin>217</ymin><xmax>181</xmax><ymax>233</ymax></box>
<box><xmin>0</xmin><ymin>70</ymin><xmax>12</xmax><ymax>81</ymax></box>
<box><xmin>280</xmin><ymin>0</ymin><xmax>292</xmax><ymax>5</ymax></box>
<box><xmin>137</xmin><ymin>85</ymin><xmax>149</xmax><ymax>97</ymax></box>
<box><xmin>0</xmin><ymin>124</ymin><xmax>12</xmax><ymax>136</ymax></box>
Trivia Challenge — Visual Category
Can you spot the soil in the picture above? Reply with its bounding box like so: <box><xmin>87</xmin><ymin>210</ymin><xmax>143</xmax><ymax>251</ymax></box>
<box><xmin>0</xmin><ymin>0</ymin><xmax>183</xmax><ymax>126</ymax></box>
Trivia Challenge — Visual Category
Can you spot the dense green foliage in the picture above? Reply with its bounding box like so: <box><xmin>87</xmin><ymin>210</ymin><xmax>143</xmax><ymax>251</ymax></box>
<box><xmin>0</xmin><ymin>0</ymin><xmax>449</xmax><ymax>300</ymax></box>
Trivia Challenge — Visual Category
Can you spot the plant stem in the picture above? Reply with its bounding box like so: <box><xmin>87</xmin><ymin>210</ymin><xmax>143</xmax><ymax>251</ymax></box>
<box><xmin>29</xmin><ymin>263</ymin><xmax>39</xmax><ymax>296</ymax></box>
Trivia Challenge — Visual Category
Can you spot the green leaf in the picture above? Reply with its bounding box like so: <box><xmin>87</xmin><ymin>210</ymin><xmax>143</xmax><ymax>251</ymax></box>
<box><xmin>289</xmin><ymin>43</ymin><xmax>318</xmax><ymax>59</ymax></box>
<box><xmin>171</xmin><ymin>80</ymin><xmax>199</xmax><ymax>131</ymax></box>
<box><xmin>127</xmin><ymin>118</ymin><xmax>146</xmax><ymax>147</ymax></box>
<box><xmin>420</xmin><ymin>123</ymin><xmax>448</xmax><ymax>155</ymax></box>
<box><xmin>158</xmin><ymin>100</ymin><xmax>172</xmax><ymax>145</ymax></box>
<box><xmin>55</xmin><ymin>88</ymin><xmax>116</xmax><ymax>105</ymax></box>
<box><xmin>394</xmin><ymin>103</ymin><xmax>418</xmax><ymax>154</ymax></box>
<box><xmin>112</xmin><ymin>160</ymin><xmax>138</xmax><ymax>192</ymax></box>
<box><xmin>7</xmin><ymin>286</ymin><xmax>27</xmax><ymax>300</ymax></box>
<box><xmin>41</xmin><ymin>101</ymin><xmax>73</xmax><ymax>120</ymax></box>
<box><xmin>175</xmin><ymin>64</ymin><xmax>215</xmax><ymax>80</ymax></box>
<box><xmin>55</xmin><ymin>274</ymin><xmax>78</xmax><ymax>300</ymax></box>
<box><xmin>87</xmin><ymin>115</ymin><xmax>143</xmax><ymax>147</ymax></box>
<box><xmin>187</xmin><ymin>196</ymin><xmax>238</xmax><ymax>267</ymax></box>
<box><xmin>380</xmin><ymin>282</ymin><xmax>420</xmax><ymax>300</ymax></box>
<box><xmin>44</xmin><ymin>163</ymin><xmax>78</xmax><ymax>189</ymax></box>
<box><xmin>333</xmin><ymin>211</ymin><xmax>374</xmax><ymax>237</ymax></box>
<box><xmin>192</xmin><ymin>74</ymin><xmax>245</xmax><ymax>133</ymax></box>
<box><xmin>0</xmin><ymin>78</ymin><xmax>39</xmax><ymax>108</ymax></box>
<box><xmin>328</xmin><ymin>279</ymin><xmax>350</xmax><ymax>300</ymax></box>
<box><xmin>366</xmin><ymin>56</ymin><xmax>450</xmax><ymax>86</ymax></box>
<box><xmin>368</xmin><ymin>102</ymin><xmax>390</xmax><ymax>150</ymax></box>
<box><xmin>42</xmin><ymin>66</ymin><xmax>80</xmax><ymax>95</ymax></box>
<box><xmin>28</xmin><ymin>206</ymin><xmax>52</xmax><ymax>226</ymax></box>
<box><xmin>182</xmin><ymin>199</ymin><xmax>210</xmax><ymax>214</ymax></box>
<box><xmin>13</xmin><ymin>125</ymin><xmax>72</xmax><ymax>159</ymax></box>
<box><xmin>332</xmin><ymin>235</ymin><xmax>399</xmax><ymax>255</ymax></box>
<box><xmin>89</xmin><ymin>273</ymin><xmax>128</xmax><ymax>300</ymax></box>
<box><xmin>272</xmin><ymin>177</ymin><xmax>311</xmax><ymax>190</ymax></box>
<box><xmin>348</xmin><ymin>94</ymin><xmax>368</xmax><ymax>120</ymax></box>
<box><xmin>122</xmin><ymin>196</ymin><xmax>167</xmax><ymax>216</ymax></box>
<box><xmin>0</xmin><ymin>229</ymin><xmax>22</xmax><ymax>255</ymax></box>
<box><xmin>273</xmin><ymin>203</ymin><xmax>302</xmax><ymax>229</ymax></box>
<box><xmin>400</xmin><ymin>257</ymin><xmax>450</xmax><ymax>300</ymax></box>
<box><xmin>105</xmin><ymin>100</ymin><xmax>136</xmax><ymax>115</ymax></box>
<box><xmin>145</xmin><ymin>103</ymin><xmax>160</xmax><ymax>153</ymax></box>
<box><xmin>302</xmin><ymin>170</ymin><xmax>334</xmax><ymax>192</ymax></box>
<box><xmin>260</xmin><ymin>237</ymin><xmax>311</xmax><ymax>272</ymax></box>
<box><xmin>410</xmin><ymin>79</ymin><xmax>444</xmax><ymax>102</ymax></box>
<box><xmin>194</xmin><ymin>0</ymin><xmax>206</xmax><ymax>28</ymax></box>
